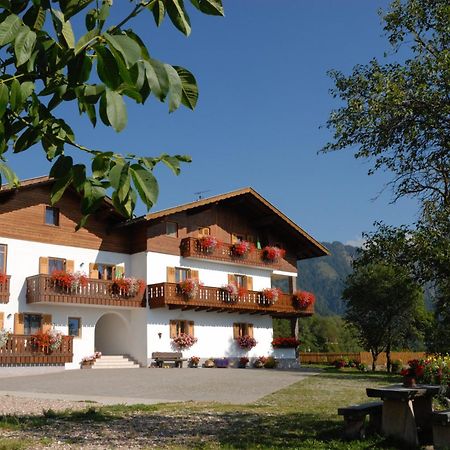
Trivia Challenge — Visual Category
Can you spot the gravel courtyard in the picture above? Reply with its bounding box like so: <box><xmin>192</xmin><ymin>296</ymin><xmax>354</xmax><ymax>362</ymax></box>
<box><xmin>0</xmin><ymin>367</ymin><xmax>318</xmax><ymax>413</ymax></box>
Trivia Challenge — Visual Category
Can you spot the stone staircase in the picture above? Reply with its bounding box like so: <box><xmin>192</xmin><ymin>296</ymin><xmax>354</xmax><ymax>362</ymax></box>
<box><xmin>91</xmin><ymin>355</ymin><xmax>140</xmax><ymax>369</ymax></box>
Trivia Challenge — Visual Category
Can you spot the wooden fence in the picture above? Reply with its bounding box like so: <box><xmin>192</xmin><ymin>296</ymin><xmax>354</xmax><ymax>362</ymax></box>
<box><xmin>299</xmin><ymin>351</ymin><xmax>426</xmax><ymax>366</ymax></box>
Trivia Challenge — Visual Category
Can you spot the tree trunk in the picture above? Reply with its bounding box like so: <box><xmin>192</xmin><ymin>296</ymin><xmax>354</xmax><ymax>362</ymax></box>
<box><xmin>290</xmin><ymin>317</ymin><xmax>299</xmax><ymax>357</ymax></box>
<box><xmin>386</xmin><ymin>341</ymin><xmax>392</xmax><ymax>373</ymax></box>
<box><xmin>371</xmin><ymin>349</ymin><xmax>378</xmax><ymax>372</ymax></box>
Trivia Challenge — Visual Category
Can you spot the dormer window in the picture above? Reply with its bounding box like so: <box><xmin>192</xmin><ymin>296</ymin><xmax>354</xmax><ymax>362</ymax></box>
<box><xmin>45</xmin><ymin>206</ymin><xmax>60</xmax><ymax>226</ymax></box>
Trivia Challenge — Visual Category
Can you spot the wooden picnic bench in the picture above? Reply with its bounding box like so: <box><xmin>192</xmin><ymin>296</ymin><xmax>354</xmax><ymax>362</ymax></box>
<box><xmin>152</xmin><ymin>352</ymin><xmax>187</xmax><ymax>368</ymax></box>
<box><xmin>337</xmin><ymin>401</ymin><xmax>383</xmax><ymax>439</ymax></box>
<box><xmin>432</xmin><ymin>409</ymin><xmax>450</xmax><ymax>449</ymax></box>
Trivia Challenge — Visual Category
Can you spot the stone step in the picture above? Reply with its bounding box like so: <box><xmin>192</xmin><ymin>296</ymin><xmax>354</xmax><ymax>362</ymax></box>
<box><xmin>91</xmin><ymin>354</ymin><xmax>140</xmax><ymax>369</ymax></box>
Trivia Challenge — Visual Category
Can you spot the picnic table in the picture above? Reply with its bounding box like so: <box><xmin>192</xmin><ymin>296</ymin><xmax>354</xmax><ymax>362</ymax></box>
<box><xmin>366</xmin><ymin>384</ymin><xmax>441</xmax><ymax>447</ymax></box>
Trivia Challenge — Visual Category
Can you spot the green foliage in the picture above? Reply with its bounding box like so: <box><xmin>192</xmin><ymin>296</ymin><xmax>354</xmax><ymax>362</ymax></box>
<box><xmin>343</xmin><ymin>262</ymin><xmax>426</xmax><ymax>370</ymax></box>
<box><xmin>0</xmin><ymin>0</ymin><xmax>224</xmax><ymax>224</ymax></box>
<box><xmin>323</xmin><ymin>0</ymin><xmax>450</xmax><ymax>211</ymax></box>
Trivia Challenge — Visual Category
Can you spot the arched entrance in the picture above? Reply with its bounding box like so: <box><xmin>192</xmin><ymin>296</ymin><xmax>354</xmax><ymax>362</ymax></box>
<box><xmin>95</xmin><ymin>313</ymin><xmax>130</xmax><ymax>355</ymax></box>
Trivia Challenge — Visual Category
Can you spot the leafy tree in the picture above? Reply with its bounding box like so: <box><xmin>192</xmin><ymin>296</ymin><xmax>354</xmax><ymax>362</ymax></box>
<box><xmin>0</xmin><ymin>0</ymin><xmax>224</xmax><ymax>226</ymax></box>
<box><xmin>322</xmin><ymin>0</ymin><xmax>450</xmax><ymax>210</ymax></box>
<box><xmin>343</xmin><ymin>262</ymin><xmax>425</xmax><ymax>371</ymax></box>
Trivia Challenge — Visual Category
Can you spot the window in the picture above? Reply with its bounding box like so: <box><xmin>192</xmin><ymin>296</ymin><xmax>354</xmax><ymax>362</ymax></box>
<box><xmin>68</xmin><ymin>317</ymin><xmax>81</xmax><ymax>337</ymax></box>
<box><xmin>48</xmin><ymin>257</ymin><xmax>65</xmax><ymax>273</ymax></box>
<box><xmin>170</xmin><ymin>320</ymin><xmax>194</xmax><ymax>338</ymax></box>
<box><xmin>45</xmin><ymin>206</ymin><xmax>60</xmax><ymax>226</ymax></box>
<box><xmin>24</xmin><ymin>314</ymin><xmax>42</xmax><ymax>336</ymax></box>
<box><xmin>271</xmin><ymin>275</ymin><xmax>291</xmax><ymax>294</ymax></box>
<box><xmin>166</xmin><ymin>222</ymin><xmax>178</xmax><ymax>237</ymax></box>
<box><xmin>234</xmin><ymin>274</ymin><xmax>246</xmax><ymax>288</ymax></box>
<box><xmin>229</xmin><ymin>274</ymin><xmax>253</xmax><ymax>291</ymax></box>
<box><xmin>233</xmin><ymin>322</ymin><xmax>254</xmax><ymax>339</ymax></box>
<box><xmin>97</xmin><ymin>264</ymin><xmax>115</xmax><ymax>280</ymax></box>
<box><xmin>0</xmin><ymin>244</ymin><xmax>6</xmax><ymax>273</ymax></box>
<box><xmin>198</xmin><ymin>227</ymin><xmax>210</xmax><ymax>237</ymax></box>
<box><xmin>175</xmin><ymin>267</ymin><xmax>190</xmax><ymax>283</ymax></box>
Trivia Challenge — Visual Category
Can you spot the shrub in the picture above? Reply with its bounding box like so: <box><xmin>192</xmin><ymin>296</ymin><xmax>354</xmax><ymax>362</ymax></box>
<box><xmin>264</xmin><ymin>356</ymin><xmax>277</xmax><ymax>369</ymax></box>
<box><xmin>391</xmin><ymin>359</ymin><xmax>403</xmax><ymax>373</ymax></box>
<box><xmin>358</xmin><ymin>362</ymin><xmax>369</xmax><ymax>372</ymax></box>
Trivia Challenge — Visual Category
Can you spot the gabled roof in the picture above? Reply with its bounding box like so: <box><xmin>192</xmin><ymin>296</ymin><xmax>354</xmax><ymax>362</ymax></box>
<box><xmin>144</xmin><ymin>187</ymin><xmax>329</xmax><ymax>259</ymax></box>
<box><xmin>0</xmin><ymin>175</ymin><xmax>52</xmax><ymax>193</ymax></box>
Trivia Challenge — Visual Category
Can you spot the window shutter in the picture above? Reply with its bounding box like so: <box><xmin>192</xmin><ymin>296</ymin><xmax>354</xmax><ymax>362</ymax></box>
<box><xmin>0</xmin><ymin>312</ymin><xmax>4</xmax><ymax>330</ymax></box>
<box><xmin>247</xmin><ymin>323</ymin><xmax>254</xmax><ymax>338</ymax></box>
<box><xmin>188</xmin><ymin>321</ymin><xmax>195</xmax><ymax>337</ymax></box>
<box><xmin>245</xmin><ymin>276</ymin><xmax>253</xmax><ymax>291</ymax></box>
<box><xmin>89</xmin><ymin>263</ymin><xmax>99</xmax><ymax>279</ymax></box>
<box><xmin>169</xmin><ymin>320</ymin><xmax>177</xmax><ymax>338</ymax></box>
<box><xmin>190</xmin><ymin>270</ymin><xmax>199</xmax><ymax>281</ymax></box>
<box><xmin>167</xmin><ymin>267</ymin><xmax>176</xmax><ymax>283</ymax></box>
<box><xmin>42</xmin><ymin>314</ymin><xmax>52</xmax><ymax>333</ymax></box>
<box><xmin>233</xmin><ymin>323</ymin><xmax>240</xmax><ymax>339</ymax></box>
<box><xmin>289</xmin><ymin>276</ymin><xmax>296</xmax><ymax>294</ymax></box>
<box><xmin>115</xmin><ymin>265</ymin><xmax>125</xmax><ymax>278</ymax></box>
<box><xmin>14</xmin><ymin>313</ymin><xmax>24</xmax><ymax>334</ymax></box>
<box><xmin>39</xmin><ymin>257</ymin><xmax>49</xmax><ymax>274</ymax></box>
<box><xmin>65</xmin><ymin>260</ymin><xmax>75</xmax><ymax>273</ymax></box>
<box><xmin>228</xmin><ymin>274</ymin><xmax>235</xmax><ymax>284</ymax></box>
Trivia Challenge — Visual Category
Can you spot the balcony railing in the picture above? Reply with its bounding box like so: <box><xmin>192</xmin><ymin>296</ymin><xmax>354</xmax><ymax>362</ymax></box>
<box><xmin>0</xmin><ymin>275</ymin><xmax>10</xmax><ymax>303</ymax></box>
<box><xmin>148</xmin><ymin>282</ymin><xmax>314</xmax><ymax>316</ymax></box>
<box><xmin>26</xmin><ymin>274</ymin><xmax>146</xmax><ymax>308</ymax></box>
<box><xmin>0</xmin><ymin>334</ymin><xmax>73</xmax><ymax>365</ymax></box>
<box><xmin>180</xmin><ymin>238</ymin><xmax>289</xmax><ymax>270</ymax></box>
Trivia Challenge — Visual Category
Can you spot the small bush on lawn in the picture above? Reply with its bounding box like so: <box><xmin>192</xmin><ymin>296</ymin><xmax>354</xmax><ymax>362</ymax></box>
<box><xmin>391</xmin><ymin>359</ymin><xmax>403</xmax><ymax>373</ymax></box>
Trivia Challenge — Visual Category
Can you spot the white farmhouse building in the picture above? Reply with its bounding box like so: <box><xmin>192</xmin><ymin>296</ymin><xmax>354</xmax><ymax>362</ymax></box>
<box><xmin>0</xmin><ymin>177</ymin><xmax>328</xmax><ymax>369</ymax></box>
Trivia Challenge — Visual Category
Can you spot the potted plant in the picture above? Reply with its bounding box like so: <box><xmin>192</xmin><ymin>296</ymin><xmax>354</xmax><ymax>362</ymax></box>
<box><xmin>214</xmin><ymin>357</ymin><xmax>229</xmax><ymax>368</ymax></box>
<box><xmin>32</xmin><ymin>329</ymin><xmax>64</xmax><ymax>353</ymax></box>
<box><xmin>262</xmin><ymin>246</ymin><xmax>286</xmax><ymax>262</ymax></box>
<box><xmin>172</xmin><ymin>333</ymin><xmax>198</xmax><ymax>349</ymax></box>
<box><xmin>51</xmin><ymin>270</ymin><xmax>88</xmax><ymax>292</ymax></box>
<box><xmin>112</xmin><ymin>277</ymin><xmax>146</xmax><ymax>297</ymax></box>
<box><xmin>400</xmin><ymin>359</ymin><xmax>425</xmax><ymax>387</ymax></box>
<box><xmin>238</xmin><ymin>356</ymin><xmax>249</xmax><ymax>368</ymax></box>
<box><xmin>236</xmin><ymin>335</ymin><xmax>257</xmax><ymax>350</ymax></box>
<box><xmin>260</xmin><ymin>288</ymin><xmax>281</xmax><ymax>304</ymax></box>
<box><xmin>200</xmin><ymin>236</ymin><xmax>219</xmax><ymax>253</ymax></box>
<box><xmin>231</xmin><ymin>240</ymin><xmax>253</xmax><ymax>257</ymax></box>
<box><xmin>178</xmin><ymin>278</ymin><xmax>201</xmax><ymax>299</ymax></box>
<box><xmin>293</xmin><ymin>290</ymin><xmax>316</xmax><ymax>309</ymax></box>
<box><xmin>81</xmin><ymin>351</ymin><xmax>102</xmax><ymax>369</ymax></box>
<box><xmin>253</xmin><ymin>356</ymin><xmax>267</xmax><ymax>368</ymax></box>
<box><xmin>221</xmin><ymin>283</ymin><xmax>239</xmax><ymax>302</ymax></box>
<box><xmin>0</xmin><ymin>328</ymin><xmax>10</xmax><ymax>349</ymax></box>
<box><xmin>271</xmin><ymin>337</ymin><xmax>300</xmax><ymax>360</ymax></box>
<box><xmin>203</xmin><ymin>358</ymin><xmax>215</xmax><ymax>368</ymax></box>
<box><xmin>189</xmin><ymin>356</ymin><xmax>200</xmax><ymax>368</ymax></box>
<box><xmin>264</xmin><ymin>356</ymin><xmax>277</xmax><ymax>369</ymax></box>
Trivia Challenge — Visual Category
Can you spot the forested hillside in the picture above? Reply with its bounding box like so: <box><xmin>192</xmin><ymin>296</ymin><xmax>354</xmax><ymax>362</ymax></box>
<box><xmin>297</xmin><ymin>241</ymin><xmax>359</xmax><ymax>315</ymax></box>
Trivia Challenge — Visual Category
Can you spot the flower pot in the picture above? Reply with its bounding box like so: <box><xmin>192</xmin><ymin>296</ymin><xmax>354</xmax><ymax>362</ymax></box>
<box><xmin>403</xmin><ymin>376</ymin><xmax>416</xmax><ymax>387</ymax></box>
<box><xmin>272</xmin><ymin>348</ymin><xmax>296</xmax><ymax>359</ymax></box>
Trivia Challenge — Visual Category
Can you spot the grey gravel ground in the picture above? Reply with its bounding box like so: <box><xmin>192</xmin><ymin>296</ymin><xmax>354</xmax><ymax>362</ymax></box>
<box><xmin>0</xmin><ymin>367</ymin><xmax>318</xmax><ymax>405</ymax></box>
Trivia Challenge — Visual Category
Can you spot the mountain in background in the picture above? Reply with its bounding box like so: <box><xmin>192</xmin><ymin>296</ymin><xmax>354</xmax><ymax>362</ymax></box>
<box><xmin>297</xmin><ymin>241</ymin><xmax>359</xmax><ymax>316</ymax></box>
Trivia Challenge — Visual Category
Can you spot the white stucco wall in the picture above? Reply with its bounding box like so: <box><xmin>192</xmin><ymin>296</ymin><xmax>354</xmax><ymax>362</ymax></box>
<box><xmin>147</xmin><ymin>309</ymin><xmax>274</xmax><ymax>361</ymax></box>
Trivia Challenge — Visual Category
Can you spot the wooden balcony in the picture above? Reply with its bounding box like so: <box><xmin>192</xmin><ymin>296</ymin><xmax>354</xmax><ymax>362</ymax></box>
<box><xmin>0</xmin><ymin>275</ymin><xmax>10</xmax><ymax>303</ymax></box>
<box><xmin>26</xmin><ymin>274</ymin><xmax>146</xmax><ymax>308</ymax></box>
<box><xmin>0</xmin><ymin>334</ymin><xmax>73</xmax><ymax>365</ymax></box>
<box><xmin>148</xmin><ymin>282</ymin><xmax>314</xmax><ymax>317</ymax></box>
<box><xmin>180</xmin><ymin>237</ymin><xmax>289</xmax><ymax>270</ymax></box>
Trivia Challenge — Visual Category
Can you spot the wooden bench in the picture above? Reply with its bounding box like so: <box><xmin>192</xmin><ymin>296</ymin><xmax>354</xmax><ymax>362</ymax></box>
<box><xmin>338</xmin><ymin>401</ymin><xmax>383</xmax><ymax>439</ymax></box>
<box><xmin>432</xmin><ymin>409</ymin><xmax>450</xmax><ymax>449</ymax></box>
<box><xmin>152</xmin><ymin>352</ymin><xmax>187</xmax><ymax>368</ymax></box>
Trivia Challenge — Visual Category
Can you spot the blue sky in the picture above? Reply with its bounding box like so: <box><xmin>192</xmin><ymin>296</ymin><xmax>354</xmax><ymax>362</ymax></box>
<box><xmin>8</xmin><ymin>0</ymin><xmax>419</xmax><ymax>245</ymax></box>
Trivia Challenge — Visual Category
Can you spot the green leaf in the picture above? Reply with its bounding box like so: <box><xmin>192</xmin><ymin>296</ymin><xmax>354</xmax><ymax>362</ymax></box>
<box><xmin>14</xmin><ymin>25</ymin><xmax>36</xmax><ymax>67</ymax></box>
<box><xmin>75</xmin><ymin>28</ymin><xmax>97</xmax><ymax>55</ymax></box>
<box><xmin>174</xmin><ymin>66</ymin><xmax>198</xmax><ymax>109</ymax></box>
<box><xmin>99</xmin><ymin>91</ymin><xmax>110</xmax><ymax>126</ymax></box>
<box><xmin>59</xmin><ymin>0</ymin><xmax>95</xmax><ymax>20</ymax></box>
<box><xmin>144</xmin><ymin>59</ymin><xmax>169</xmax><ymax>101</ymax></box>
<box><xmin>51</xmin><ymin>173</ymin><xmax>73</xmax><ymax>205</ymax></box>
<box><xmin>0</xmin><ymin>83</ymin><xmax>9</xmax><ymax>118</ymax></box>
<box><xmin>0</xmin><ymin>14</ymin><xmax>22</xmax><ymax>46</ymax></box>
<box><xmin>190</xmin><ymin>0</ymin><xmax>224</xmax><ymax>16</ymax></box>
<box><xmin>50</xmin><ymin>155</ymin><xmax>73</xmax><ymax>178</ymax></box>
<box><xmin>85</xmin><ymin>9</ymin><xmax>96</xmax><ymax>31</ymax></box>
<box><xmin>109</xmin><ymin>160</ymin><xmax>130</xmax><ymax>202</ymax></box>
<box><xmin>164</xmin><ymin>64</ymin><xmax>182</xmax><ymax>112</ymax></box>
<box><xmin>151</xmin><ymin>0</ymin><xmax>165</xmax><ymax>26</ymax></box>
<box><xmin>105</xmin><ymin>89</ymin><xmax>127</xmax><ymax>132</ymax></box>
<box><xmin>52</xmin><ymin>9</ymin><xmax>75</xmax><ymax>49</ymax></box>
<box><xmin>130</xmin><ymin>163</ymin><xmax>159</xmax><ymax>209</ymax></box>
<box><xmin>14</xmin><ymin>127</ymin><xmax>40</xmax><ymax>153</ymax></box>
<box><xmin>95</xmin><ymin>45</ymin><xmax>120</xmax><ymax>90</ymax></box>
<box><xmin>104</xmin><ymin>33</ymin><xmax>142</xmax><ymax>68</ymax></box>
<box><xmin>92</xmin><ymin>154</ymin><xmax>109</xmax><ymax>178</ymax></box>
<box><xmin>165</xmin><ymin>0</ymin><xmax>191</xmax><ymax>36</ymax></box>
<box><xmin>20</xmin><ymin>81</ymin><xmax>34</xmax><ymax>100</ymax></box>
<box><xmin>23</xmin><ymin>5</ymin><xmax>46</xmax><ymax>31</ymax></box>
<box><xmin>0</xmin><ymin>162</ymin><xmax>18</xmax><ymax>187</ymax></box>
<box><xmin>9</xmin><ymin>79</ymin><xmax>22</xmax><ymax>112</ymax></box>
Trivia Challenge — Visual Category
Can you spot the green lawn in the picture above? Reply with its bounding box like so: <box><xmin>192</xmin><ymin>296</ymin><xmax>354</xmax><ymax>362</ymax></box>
<box><xmin>0</xmin><ymin>369</ymin><xmax>415</xmax><ymax>449</ymax></box>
